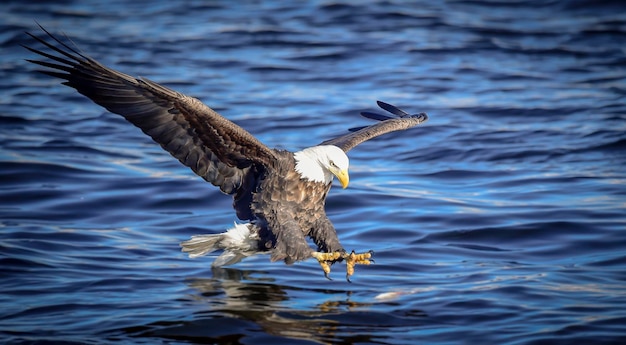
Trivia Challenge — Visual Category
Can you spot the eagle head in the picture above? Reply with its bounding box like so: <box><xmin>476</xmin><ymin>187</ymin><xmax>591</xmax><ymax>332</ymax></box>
<box><xmin>294</xmin><ymin>145</ymin><xmax>349</xmax><ymax>188</ymax></box>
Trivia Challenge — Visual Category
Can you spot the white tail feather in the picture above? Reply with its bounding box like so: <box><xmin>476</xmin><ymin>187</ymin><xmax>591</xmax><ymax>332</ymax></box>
<box><xmin>180</xmin><ymin>234</ymin><xmax>224</xmax><ymax>259</ymax></box>
<box><xmin>180</xmin><ymin>223</ymin><xmax>261</xmax><ymax>266</ymax></box>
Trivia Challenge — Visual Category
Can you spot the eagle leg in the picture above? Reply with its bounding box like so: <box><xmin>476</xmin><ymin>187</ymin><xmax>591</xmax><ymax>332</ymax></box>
<box><xmin>311</xmin><ymin>251</ymin><xmax>342</xmax><ymax>280</ymax></box>
<box><xmin>343</xmin><ymin>250</ymin><xmax>374</xmax><ymax>283</ymax></box>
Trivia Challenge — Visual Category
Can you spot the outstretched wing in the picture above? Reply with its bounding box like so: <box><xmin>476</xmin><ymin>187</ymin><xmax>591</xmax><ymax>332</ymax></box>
<box><xmin>24</xmin><ymin>25</ymin><xmax>278</xmax><ymax>195</ymax></box>
<box><xmin>320</xmin><ymin>101</ymin><xmax>428</xmax><ymax>152</ymax></box>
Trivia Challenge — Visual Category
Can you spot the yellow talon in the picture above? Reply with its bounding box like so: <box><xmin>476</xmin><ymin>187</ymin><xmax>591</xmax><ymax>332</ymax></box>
<box><xmin>319</xmin><ymin>260</ymin><xmax>331</xmax><ymax>277</ymax></box>
<box><xmin>312</xmin><ymin>250</ymin><xmax>373</xmax><ymax>281</ymax></box>
<box><xmin>344</xmin><ymin>250</ymin><xmax>373</xmax><ymax>282</ymax></box>
<box><xmin>312</xmin><ymin>251</ymin><xmax>342</xmax><ymax>280</ymax></box>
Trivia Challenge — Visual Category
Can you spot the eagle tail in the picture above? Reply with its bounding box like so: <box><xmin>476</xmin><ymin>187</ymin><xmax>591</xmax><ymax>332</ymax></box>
<box><xmin>180</xmin><ymin>233</ymin><xmax>224</xmax><ymax>259</ymax></box>
<box><xmin>180</xmin><ymin>223</ymin><xmax>260</xmax><ymax>266</ymax></box>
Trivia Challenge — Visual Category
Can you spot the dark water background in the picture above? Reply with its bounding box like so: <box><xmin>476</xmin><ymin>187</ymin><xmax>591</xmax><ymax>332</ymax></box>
<box><xmin>2</xmin><ymin>1</ymin><xmax>626</xmax><ymax>344</ymax></box>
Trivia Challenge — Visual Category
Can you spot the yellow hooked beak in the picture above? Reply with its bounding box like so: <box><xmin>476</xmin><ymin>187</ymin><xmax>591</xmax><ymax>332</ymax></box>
<box><xmin>334</xmin><ymin>169</ymin><xmax>350</xmax><ymax>189</ymax></box>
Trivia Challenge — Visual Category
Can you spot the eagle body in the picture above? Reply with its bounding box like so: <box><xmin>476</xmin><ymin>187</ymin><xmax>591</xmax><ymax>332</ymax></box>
<box><xmin>251</xmin><ymin>150</ymin><xmax>339</xmax><ymax>259</ymax></box>
<box><xmin>241</xmin><ymin>149</ymin><xmax>342</xmax><ymax>264</ymax></box>
<box><xmin>184</xmin><ymin>149</ymin><xmax>342</xmax><ymax>266</ymax></box>
<box><xmin>25</xmin><ymin>26</ymin><xmax>428</xmax><ymax>279</ymax></box>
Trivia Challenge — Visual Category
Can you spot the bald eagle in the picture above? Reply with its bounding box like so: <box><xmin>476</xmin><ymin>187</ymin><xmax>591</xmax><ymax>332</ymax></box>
<box><xmin>24</xmin><ymin>26</ymin><xmax>428</xmax><ymax>281</ymax></box>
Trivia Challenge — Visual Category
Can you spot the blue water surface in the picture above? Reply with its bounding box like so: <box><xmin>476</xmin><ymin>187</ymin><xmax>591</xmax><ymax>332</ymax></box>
<box><xmin>1</xmin><ymin>1</ymin><xmax>625</xmax><ymax>344</ymax></box>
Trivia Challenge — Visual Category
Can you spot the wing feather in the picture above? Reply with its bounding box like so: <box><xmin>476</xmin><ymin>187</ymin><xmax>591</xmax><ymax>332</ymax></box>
<box><xmin>320</xmin><ymin>101</ymin><xmax>428</xmax><ymax>152</ymax></box>
<box><xmin>24</xmin><ymin>25</ymin><xmax>278</xmax><ymax>195</ymax></box>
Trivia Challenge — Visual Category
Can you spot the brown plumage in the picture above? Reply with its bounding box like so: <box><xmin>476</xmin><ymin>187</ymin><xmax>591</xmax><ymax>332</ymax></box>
<box><xmin>24</xmin><ymin>25</ymin><xmax>428</xmax><ymax>277</ymax></box>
